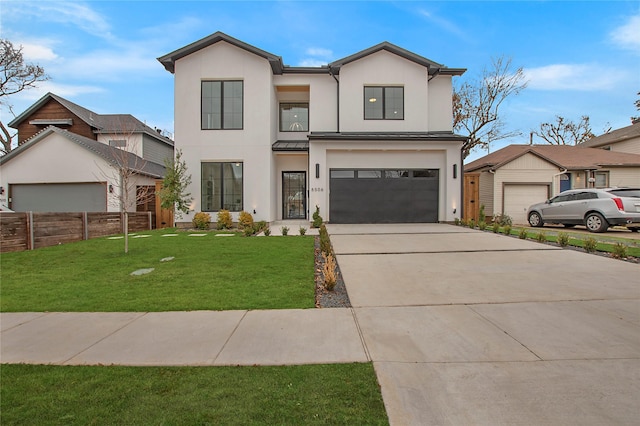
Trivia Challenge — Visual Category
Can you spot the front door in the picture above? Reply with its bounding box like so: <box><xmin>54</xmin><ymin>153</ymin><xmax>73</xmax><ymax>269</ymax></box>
<box><xmin>283</xmin><ymin>172</ymin><xmax>306</xmax><ymax>219</ymax></box>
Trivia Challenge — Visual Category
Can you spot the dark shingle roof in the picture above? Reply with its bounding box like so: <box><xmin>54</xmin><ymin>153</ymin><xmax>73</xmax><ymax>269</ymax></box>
<box><xmin>464</xmin><ymin>144</ymin><xmax>640</xmax><ymax>173</ymax></box>
<box><xmin>0</xmin><ymin>126</ymin><xmax>165</xmax><ymax>178</ymax></box>
<box><xmin>579</xmin><ymin>121</ymin><xmax>640</xmax><ymax>148</ymax></box>
<box><xmin>8</xmin><ymin>93</ymin><xmax>173</xmax><ymax>147</ymax></box>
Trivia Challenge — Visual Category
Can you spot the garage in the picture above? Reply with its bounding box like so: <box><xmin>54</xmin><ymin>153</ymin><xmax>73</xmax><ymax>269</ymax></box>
<box><xmin>503</xmin><ymin>184</ymin><xmax>549</xmax><ymax>224</ymax></box>
<box><xmin>329</xmin><ymin>169</ymin><xmax>439</xmax><ymax>223</ymax></box>
<box><xmin>10</xmin><ymin>183</ymin><xmax>107</xmax><ymax>212</ymax></box>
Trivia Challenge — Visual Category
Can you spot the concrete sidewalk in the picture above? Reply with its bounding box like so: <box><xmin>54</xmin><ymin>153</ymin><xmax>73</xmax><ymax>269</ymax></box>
<box><xmin>1</xmin><ymin>308</ymin><xmax>367</xmax><ymax>366</ymax></box>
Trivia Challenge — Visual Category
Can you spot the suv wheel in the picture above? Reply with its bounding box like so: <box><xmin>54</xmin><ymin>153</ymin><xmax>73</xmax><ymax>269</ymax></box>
<box><xmin>585</xmin><ymin>212</ymin><xmax>609</xmax><ymax>233</ymax></box>
<box><xmin>528</xmin><ymin>211</ymin><xmax>543</xmax><ymax>227</ymax></box>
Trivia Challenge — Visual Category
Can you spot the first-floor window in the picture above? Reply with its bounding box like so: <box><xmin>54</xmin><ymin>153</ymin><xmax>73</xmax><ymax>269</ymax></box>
<box><xmin>594</xmin><ymin>172</ymin><xmax>609</xmax><ymax>188</ymax></box>
<box><xmin>201</xmin><ymin>162</ymin><xmax>243</xmax><ymax>211</ymax></box>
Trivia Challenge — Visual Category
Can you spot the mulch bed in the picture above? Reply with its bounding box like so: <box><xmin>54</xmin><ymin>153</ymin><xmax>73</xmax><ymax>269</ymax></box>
<box><xmin>314</xmin><ymin>236</ymin><xmax>351</xmax><ymax>308</ymax></box>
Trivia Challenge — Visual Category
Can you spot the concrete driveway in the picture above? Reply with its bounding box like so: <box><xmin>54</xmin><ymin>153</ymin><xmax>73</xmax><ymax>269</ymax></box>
<box><xmin>327</xmin><ymin>224</ymin><xmax>640</xmax><ymax>425</ymax></box>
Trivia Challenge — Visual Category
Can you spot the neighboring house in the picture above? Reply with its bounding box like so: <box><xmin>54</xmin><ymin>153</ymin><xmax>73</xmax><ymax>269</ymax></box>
<box><xmin>8</xmin><ymin>92</ymin><xmax>175</xmax><ymax>165</ymax></box>
<box><xmin>158</xmin><ymin>32</ymin><xmax>466</xmax><ymax>225</ymax></box>
<box><xmin>578</xmin><ymin>120</ymin><xmax>640</xmax><ymax>155</ymax></box>
<box><xmin>463</xmin><ymin>144</ymin><xmax>640</xmax><ymax>224</ymax></box>
<box><xmin>0</xmin><ymin>126</ymin><xmax>165</xmax><ymax>212</ymax></box>
<box><xmin>0</xmin><ymin>93</ymin><xmax>173</xmax><ymax>214</ymax></box>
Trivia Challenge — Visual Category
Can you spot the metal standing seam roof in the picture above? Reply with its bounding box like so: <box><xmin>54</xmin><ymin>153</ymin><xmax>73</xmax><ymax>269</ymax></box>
<box><xmin>308</xmin><ymin>131</ymin><xmax>468</xmax><ymax>141</ymax></box>
<box><xmin>0</xmin><ymin>126</ymin><xmax>166</xmax><ymax>178</ymax></box>
<box><xmin>271</xmin><ymin>141</ymin><xmax>309</xmax><ymax>151</ymax></box>
<box><xmin>158</xmin><ymin>32</ymin><xmax>465</xmax><ymax>77</ymax></box>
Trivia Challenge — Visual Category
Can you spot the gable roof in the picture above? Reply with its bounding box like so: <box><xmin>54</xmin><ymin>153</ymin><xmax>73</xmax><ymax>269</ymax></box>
<box><xmin>8</xmin><ymin>93</ymin><xmax>174</xmax><ymax>147</ymax></box>
<box><xmin>158</xmin><ymin>31</ymin><xmax>284</xmax><ymax>74</ymax></box>
<box><xmin>329</xmin><ymin>41</ymin><xmax>465</xmax><ymax>76</ymax></box>
<box><xmin>158</xmin><ymin>31</ymin><xmax>465</xmax><ymax>77</ymax></box>
<box><xmin>579</xmin><ymin>121</ymin><xmax>640</xmax><ymax>148</ymax></box>
<box><xmin>464</xmin><ymin>144</ymin><xmax>640</xmax><ymax>173</ymax></box>
<box><xmin>0</xmin><ymin>126</ymin><xmax>165</xmax><ymax>178</ymax></box>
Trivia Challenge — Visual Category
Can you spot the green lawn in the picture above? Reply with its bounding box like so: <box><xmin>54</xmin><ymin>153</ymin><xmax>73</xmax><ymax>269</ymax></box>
<box><xmin>1</xmin><ymin>363</ymin><xmax>389</xmax><ymax>425</ymax></box>
<box><xmin>0</xmin><ymin>230</ymin><xmax>315</xmax><ymax>312</ymax></box>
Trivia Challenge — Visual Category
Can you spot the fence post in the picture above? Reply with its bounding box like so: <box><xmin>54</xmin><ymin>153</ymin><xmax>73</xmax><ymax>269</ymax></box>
<box><xmin>27</xmin><ymin>211</ymin><xmax>34</xmax><ymax>250</ymax></box>
<box><xmin>83</xmin><ymin>212</ymin><xmax>89</xmax><ymax>240</ymax></box>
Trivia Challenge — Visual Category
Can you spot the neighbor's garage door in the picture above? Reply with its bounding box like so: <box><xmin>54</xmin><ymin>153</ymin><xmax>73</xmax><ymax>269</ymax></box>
<box><xmin>10</xmin><ymin>183</ymin><xmax>107</xmax><ymax>212</ymax></box>
<box><xmin>503</xmin><ymin>184</ymin><xmax>549</xmax><ymax>225</ymax></box>
<box><xmin>330</xmin><ymin>169</ymin><xmax>439</xmax><ymax>223</ymax></box>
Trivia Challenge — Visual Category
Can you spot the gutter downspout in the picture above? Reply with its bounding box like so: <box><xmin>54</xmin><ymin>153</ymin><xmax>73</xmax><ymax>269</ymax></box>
<box><xmin>329</xmin><ymin>67</ymin><xmax>339</xmax><ymax>132</ymax></box>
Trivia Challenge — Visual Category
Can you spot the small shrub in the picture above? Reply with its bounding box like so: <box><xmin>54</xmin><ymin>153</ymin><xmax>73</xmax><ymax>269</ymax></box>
<box><xmin>299</xmin><ymin>226</ymin><xmax>307</xmax><ymax>236</ymax></box>
<box><xmin>459</xmin><ymin>218</ymin><xmax>468</xmax><ymax>227</ymax></box>
<box><xmin>281</xmin><ymin>226</ymin><xmax>289</xmax><ymax>236</ymax></box>
<box><xmin>192</xmin><ymin>212</ymin><xmax>211</xmax><ymax>230</ymax></box>
<box><xmin>503</xmin><ymin>225</ymin><xmax>512</xmax><ymax>235</ymax></box>
<box><xmin>478</xmin><ymin>221</ymin><xmax>487</xmax><ymax>231</ymax></box>
<box><xmin>238</xmin><ymin>211</ymin><xmax>254</xmax><ymax>230</ymax></box>
<box><xmin>493</xmin><ymin>214</ymin><xmax>513</xmax><ymax>226</ymax></box>
<box><xmin>557</xmin><ymin>232</ymin><xmax>569</xmax><ymax>247</ymax></box>
<box><xmin>454</xmin><ymin>218</ymin><xmax>461</xmax><ymax>226</ymax></box>
<box><xmin>468</xmin><ymin>219</ymin><xmax>476</xmax><ymax>229</ymax></box>
<box><xmin>479</xmin><ymin>204</ymin><xmax>486</xmax><ymax>224</ymax></box>
<box><xmin>518</xmin><ymin>227</ymin><xmax>528</xmax><ymax>239</ymax></box>
<box><xmin>492</xmin><ymin>222</ymin><xmax>500</xmax><ymax>233</ymax></box>
<box><xmin>254</xmin><ymin>220</ymin><xmax>267</xmax><ymax>234</ymax></box>
<box><xmin>584</xmin><ymin>237</ymin><xmax>597</xmax><ymax>253</ymax></box>
<box><xmin>535</xmin><ymin>231</ymin><xmax>547</xmax><ymax>243</ymax></box>
<box><xmin>611</xmin><ymin>242</ymin><xmax>627</xmax><ymax>259</ymax></box>
<box><xmin>216</xmin><ymin>210</ymin><xmax>232</xmax><ymax>230</ymax></box>
<box><xmin>322</xmin><ymin>252</ymin><xmax>337</xmax><ymax>291</ymax></box>
<box><xmin>242</xmin><ymin>227</ymin><xmax>254</xmax><ymax>237</ymax></box>
<box><xmin>312</xmin><ymin>205</ymin><xmax>323</xmax><ymax>228</ymax></box>
<box><xmin>263</xmin><ymin>227</ymin><xmax>271</xmax><ymax>236</ymax></box>
<box><xmin>319</xmin><ymin>224</ymin><xmax>332</xmax><ymax>256</ymax></box>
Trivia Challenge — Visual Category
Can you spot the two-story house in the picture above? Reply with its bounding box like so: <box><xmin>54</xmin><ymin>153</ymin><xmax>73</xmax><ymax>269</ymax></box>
<box><xmin>0</xmin><ymin>93</ymin><xmax>173</xmax><ymax>216</ymax></box>
<box><xmin>158</xmin><ymin>32</ymin><xmax>466</xmax><ymax>225</ymax></box>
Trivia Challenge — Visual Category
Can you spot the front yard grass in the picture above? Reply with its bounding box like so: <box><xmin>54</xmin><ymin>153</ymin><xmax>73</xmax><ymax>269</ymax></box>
<box><xmin>1</xmin><ymin>363</ymin><xmax>388</xmax><ymax>425</ymax></box>
<box><xmin>0</xmin><ymin>230</ymin><xmax>315</xmax><ymax>312</ymax></box>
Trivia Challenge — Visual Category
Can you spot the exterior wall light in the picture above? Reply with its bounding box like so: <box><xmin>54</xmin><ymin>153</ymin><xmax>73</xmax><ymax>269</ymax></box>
<box><xmin>315</xmin><ymin>163</ymin><xmax>320</xmax><ymax>179</ymax></box>
<box><xmin>453</xmin><ymin>164</ymin><xmax>458</xmax><ymax>179</ymax></box>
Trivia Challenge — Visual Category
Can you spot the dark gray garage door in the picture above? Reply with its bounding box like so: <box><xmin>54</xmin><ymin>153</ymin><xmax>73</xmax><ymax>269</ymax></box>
<box><xmin>329</xmin><ymin>169</ymin><xmax>439</xmax><ymax>223</ymax></box>
<box><xmin>11</xmin><ymin>183</ymin><xmax>107</xmax><ymax>212</ymax></box>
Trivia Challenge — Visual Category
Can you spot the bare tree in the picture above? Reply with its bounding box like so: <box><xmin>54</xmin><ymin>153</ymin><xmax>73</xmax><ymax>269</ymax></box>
<box><xmin>633</xmin><ymin>91</ymin><xmax>639</xmax><ymax>123</ymax></box>
<box><xmin>97</xmin><ymin>119</ymin><xmax>156</xmax><ymax>253</ymax></box>
<box><xmin>453</xmin><ymin>55</ymin><xmax>528</xmax><ymax>158</ymax></box>
<box><xmin>533</xmin><ymin>115</ymin><xmax>596</xmax><ymax>145</ymax></box>
<box><xmin>0</xmin><ymin>39</ymin><xmax>49</xmax><ymax>154</ymax></box>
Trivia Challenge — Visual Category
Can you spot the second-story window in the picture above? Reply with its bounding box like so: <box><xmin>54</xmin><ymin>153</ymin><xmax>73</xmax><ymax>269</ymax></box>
<box><xmin>364</xmin><ymin>86</ymin><xmax>404</xmax><ymax>120</ymax></box>
<box><xmin>202</xmin><ymin>81</ymin><xmax>243</xmax><ymax>130</ymax></box>
<box><xmin>280</xmin><ymin>103</ymin><xmax>309</xmax><ymax>132</ymax></box>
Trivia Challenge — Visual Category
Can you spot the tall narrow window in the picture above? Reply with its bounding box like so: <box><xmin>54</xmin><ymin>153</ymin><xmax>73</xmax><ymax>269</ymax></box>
<box><xmin>202</xmin><ymin>81</ymin><xmax>243</xmax><ymax>129</ymax></box>
<box><xmin>280</xmin><ymin>103</ymin><xmax>309</xmax><ymax>132</ymax></box>
<box><xmin>364</xmin><ymin>86</ymin><xmax>404</xmax><ymax>120</ymax></box>
<box><xmin>201</xmin><ymin>162</ymin><xmax>243</xmax><ymax>211</ymax></box>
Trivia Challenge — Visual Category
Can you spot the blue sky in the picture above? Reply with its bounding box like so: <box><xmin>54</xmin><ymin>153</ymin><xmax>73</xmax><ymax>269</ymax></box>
<box><xmin>1</xmin><ymin>0</ymin><xmax>639</xmax><ymax>162</ymax></box>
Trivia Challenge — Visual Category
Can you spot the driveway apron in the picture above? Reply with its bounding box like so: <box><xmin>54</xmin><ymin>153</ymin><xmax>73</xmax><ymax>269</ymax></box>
<box><xmin>327</xmin><ymin>224</ymin><xmax>640</xmax><ymax>426</ymax></box>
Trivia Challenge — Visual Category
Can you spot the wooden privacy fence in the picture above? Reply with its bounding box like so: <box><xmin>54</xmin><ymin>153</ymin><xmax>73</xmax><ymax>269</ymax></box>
<box><xmin>0</xmin><ymin>212</ymin><xmax>153</xmax><ymax>253</ymax></box>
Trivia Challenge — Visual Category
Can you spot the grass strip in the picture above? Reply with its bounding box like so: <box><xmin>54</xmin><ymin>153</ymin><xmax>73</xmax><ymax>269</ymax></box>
<box><xmin>1</xmin><ymin>363</ymin><xmax>388</xmax><ymax>425</ymax></box>
<box><xmin>0</xmin><ymin>231</ymin><xmax>315</xmax><ymax>312</ymax></box>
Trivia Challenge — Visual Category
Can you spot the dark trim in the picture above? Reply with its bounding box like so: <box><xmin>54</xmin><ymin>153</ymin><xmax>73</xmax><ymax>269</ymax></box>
<box><xmin>279</xmin><ymin>102</ymin><xmax>309</xmax><ymax>132</ymax></box>
<box><xmin>363</xmin><ymin>86</ymin><xmax>404</xmax><ymax>121</ymax></box>
<box><xmin>282</xmin><ymin>171</ymin><xmax>307</xmax><ymax>220</ymax></box>
<box><xmin>271</xmin><ymin>140</ymin><xmax>309</xmax><ymax>152</ymax></box>
<box><xmin>201</xmin><ymin>80</ymin><xmax>244</xmax><ymax>130</ymax></box>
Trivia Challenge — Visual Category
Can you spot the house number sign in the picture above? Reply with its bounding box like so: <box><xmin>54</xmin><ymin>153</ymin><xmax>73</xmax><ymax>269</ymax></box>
<box><xmin>310</xmin><ymin>187</ymin><xmax>324</xmax><ymax>192</ymax></box>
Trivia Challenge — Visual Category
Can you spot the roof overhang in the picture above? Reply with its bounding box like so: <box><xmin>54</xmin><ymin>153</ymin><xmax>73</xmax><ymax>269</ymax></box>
<box><xmin>272</xmin><ymin>140</ymin><xmax>309</xmax><ymax>152</ymax></box>
<box><xmin>308</xmin><ymin>131</ymin><xmax>468</xmax><ymax>142</ymax></box>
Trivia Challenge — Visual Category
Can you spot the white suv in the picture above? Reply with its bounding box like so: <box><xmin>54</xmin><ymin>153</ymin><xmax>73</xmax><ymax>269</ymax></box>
<box><xmin>527</xmin><ymin>188</ymin><xmax>640</xmax><ymax>233</ymax></box>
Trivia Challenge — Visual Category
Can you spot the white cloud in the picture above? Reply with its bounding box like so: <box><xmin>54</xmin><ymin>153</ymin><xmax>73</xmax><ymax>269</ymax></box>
<box><xmin>417</xmin><ymin>9</ymin><xmax>468</xmax><ymax>40</ymax></box>
<box><xmin>306</xmin><ymin>48</ymin><xmax>333</xmax><ymax>58</ymax></box>
<box><xmin>610</xmin><ymin>14</ymin><xmax>640</xmax><ymax>52</ymax></box>
<box><xmin>298</xmin><ymin>59</ymin><xmax>328</xmax><ymax>67</ymax></box>
<box><xmin>20</xmin><ymin>42</ymin><xmax>58</xmax><ymax>61</ymax></box>
<box><xmin>524</xmin><ymin>64</ymin><xmax>624</xmax><ymax>91</ymax></box>
<box><xmin>18</xmin><ymin>81</ymin><xmax>105</xmax><ymax>101</ymax></box>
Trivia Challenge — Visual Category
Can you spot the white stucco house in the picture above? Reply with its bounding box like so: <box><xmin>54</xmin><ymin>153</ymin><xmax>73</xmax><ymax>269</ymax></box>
<box><xmin>158</xmin><ymin>32</ymin><xmax>467</xmax><ymax>225</ymax></box>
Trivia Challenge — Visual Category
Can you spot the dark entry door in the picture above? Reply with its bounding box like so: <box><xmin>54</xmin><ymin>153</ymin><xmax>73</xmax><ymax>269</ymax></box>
<box><xmin>283</xmin><ymin>172</ymin><xmax>306</xmax><ymax>219</ymax></box>
<box><xmin>329</xmin><ymin>169</ymin><xmax>439</xmax><ymax>223</ymax></box>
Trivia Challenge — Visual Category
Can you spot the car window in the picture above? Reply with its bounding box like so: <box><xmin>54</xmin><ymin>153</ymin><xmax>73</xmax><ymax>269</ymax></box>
<box><xmin>575</xmin><ymin>192</ymin><xmax>598</xmax><ymax>200</ymax></box>
<box><xmin>552</xmin><ymin>194</ymin><xmax>575</xmax><ymax>203</ymax></box>
<box><xmin>608</xmin><ymin>189</ymin><xmax>640</xmax><ymax>198</ymax></box>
